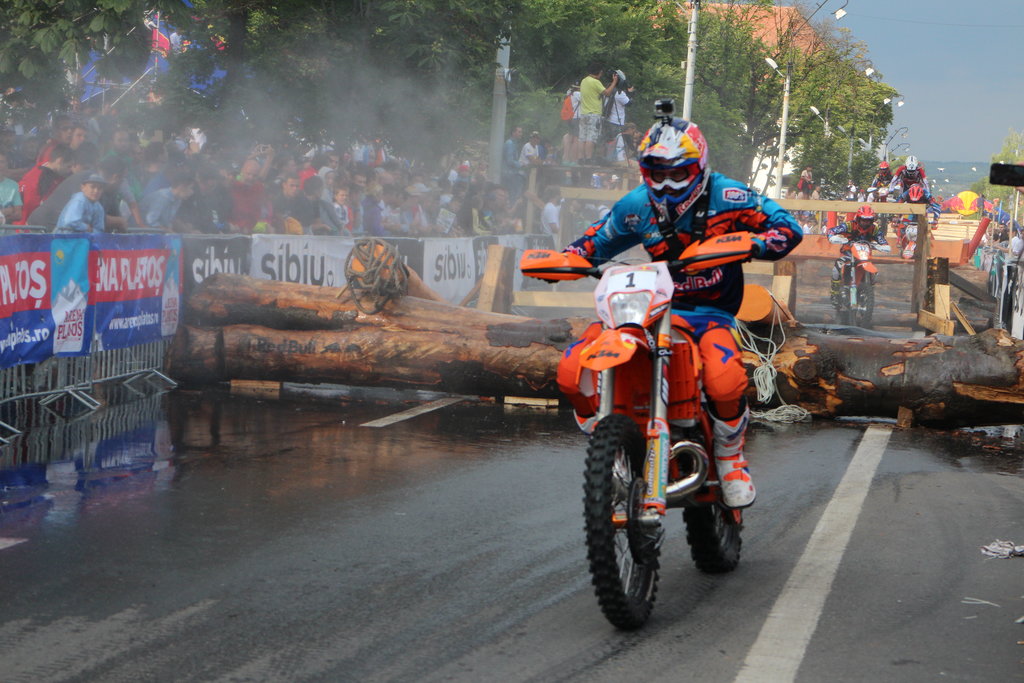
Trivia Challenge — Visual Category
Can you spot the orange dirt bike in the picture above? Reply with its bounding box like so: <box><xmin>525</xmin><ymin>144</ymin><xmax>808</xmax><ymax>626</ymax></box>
<box><xmin>893</xmin><ymin>216</ymin><xmax>918</xmax><ymax>260</ymax></box>
<box><xmin>520</xmin><ymin>232</ymin><xmax>758</xmax><ymax>630</ymax></box>
<box><xmin>828</xmin><ymin>233</ymin><xmax>887</xmax><ymax>328</ymax></box>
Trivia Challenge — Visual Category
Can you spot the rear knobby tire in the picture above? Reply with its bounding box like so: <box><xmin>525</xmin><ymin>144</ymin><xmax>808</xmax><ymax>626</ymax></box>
<box><xmin>683</xmin><ymin>504</ymin><xmax>742</xmax><ymax>573</ymax></box>
<box><xmin>582</xmin><ymin>414</ymin><xmax>658</xmax><ymax>630</ymax></box>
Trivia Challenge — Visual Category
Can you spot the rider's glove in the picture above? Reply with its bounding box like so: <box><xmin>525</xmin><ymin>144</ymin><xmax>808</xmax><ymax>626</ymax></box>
<box><xmin>750</xmin><ymin>237</ymin><xmax>766</xmax><ymax>259</ymax></box>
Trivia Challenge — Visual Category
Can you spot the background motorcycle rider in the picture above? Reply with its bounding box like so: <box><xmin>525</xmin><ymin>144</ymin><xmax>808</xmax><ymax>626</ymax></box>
<box><xmin>826</xmin><ymin>204</ymin><xmax>891</xmax><ymax>306</ymax></box>
<box><xmin>556</xmin><ymin>102</ymin><xmax>803</xmax><ymax>508</ymax></box>
<box><xmin>888</xmin><ymin>155</ymin><xmax>929</xmax><ymax>195</ymax></box>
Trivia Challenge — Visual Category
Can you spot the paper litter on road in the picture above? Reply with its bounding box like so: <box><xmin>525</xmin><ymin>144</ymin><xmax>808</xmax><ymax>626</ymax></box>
<box><xmin>980</xmin><ymin>540</ymin><xmax>1024</xmax><ymax>559</ymax></box>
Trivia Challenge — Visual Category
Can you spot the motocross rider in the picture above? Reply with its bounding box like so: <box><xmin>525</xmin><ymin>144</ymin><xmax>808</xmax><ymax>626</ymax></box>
<box><xmin>895</xmin><ymin>182</ymin><xmax>941</xmax><ymax>227</ymax></box>
<box><xmin>888</xmin><ymin>155</ymin><xmax>929</xmax><ymax>196</ymax></box>
<box><xmin>866</xmin><ymin>161</ymin><xmax>893</xmax><ymax>200</ymax></box>
<box><xmin>865</xmin><ymin>161</ymin><xmax>895</xmax><ymax>236</ymax></box>
<box><xmin>558</xmin><ymin>105</ymin><xmax>803</xmax><ymax>508</ymax></box>
<box><xmin>827</xmin><ymin>205</ymin><xmax>891</xmax><ymax>306</ymax></box>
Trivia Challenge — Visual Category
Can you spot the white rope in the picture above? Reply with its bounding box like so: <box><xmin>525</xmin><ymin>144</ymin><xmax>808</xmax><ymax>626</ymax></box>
<box><xmin>735</xmin><ymin>298</ymin><xmax>812</xmax><ymax>424</ymax></box>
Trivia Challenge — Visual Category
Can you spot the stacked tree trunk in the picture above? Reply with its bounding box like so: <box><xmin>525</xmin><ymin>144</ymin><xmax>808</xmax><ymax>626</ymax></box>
<box><xmin>168</xmin><ymin>274</ymin><xmax>1024</xmax><ymax>427</ymax></box>
<box><xmin>172</xmin><ymin>274</ymin><xmax>590</xmax><ymax>399</ymax></box>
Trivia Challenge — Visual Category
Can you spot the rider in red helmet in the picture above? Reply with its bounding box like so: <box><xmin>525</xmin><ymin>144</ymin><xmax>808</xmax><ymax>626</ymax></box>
<box><xmin>865</xmin><ymin>161</ymin><xmax>895</xmax><ymax>235</ymax></box>
<box><xmin>826</xmin><ymin>205</ymin><xmax>891</xmax><ymax>306</ymax></box>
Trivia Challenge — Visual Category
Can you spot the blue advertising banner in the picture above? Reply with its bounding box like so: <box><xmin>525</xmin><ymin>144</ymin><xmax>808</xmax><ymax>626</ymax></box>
<box><xmin>50</xmin><ymin>237</ymin><xmax>94</xmax><ymax>357</ymax></box>
<box><xmin>89</xmin><ymin>234</ymin><xmax>180</xmax><ymax>350</ymax></box>
<box><xmin>0</xmin><ymin>235</ymin><xmax>91</xmax><ymax>369</ymax></box>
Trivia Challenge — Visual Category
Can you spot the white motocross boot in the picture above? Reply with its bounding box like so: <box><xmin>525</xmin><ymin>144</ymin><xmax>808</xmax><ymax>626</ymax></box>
<box><xmin>711</xmin><ymin>404</ymin><xmax>755</xmax><ymax>508</ymax></box>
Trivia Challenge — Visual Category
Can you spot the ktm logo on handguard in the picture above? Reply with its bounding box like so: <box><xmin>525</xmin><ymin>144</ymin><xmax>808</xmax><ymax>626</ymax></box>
<box><xmin>527</xmin><ymin>251</ymin><xmax>554</xmax><ymax>259</ymax></box>
<box><xmin>585</xmin><ymin>349</ymin><xmax>621</xmax><ymax>360</ymax></box>
<box><xmin>717</xmin><ymin>234</ymin><xmax>743</xmax><ymax>243</ymax></box>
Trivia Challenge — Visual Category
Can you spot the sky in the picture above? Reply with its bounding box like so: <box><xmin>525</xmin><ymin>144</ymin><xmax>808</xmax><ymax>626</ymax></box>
<box><xmin>821</xmin><ymin>0</ymin><xmax>1024</xmax><ymax>163</ymax></box>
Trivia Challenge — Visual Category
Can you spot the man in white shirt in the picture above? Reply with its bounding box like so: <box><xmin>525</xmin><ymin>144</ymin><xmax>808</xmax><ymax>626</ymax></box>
<box><xmin>519</xmin><ymin>131</ymin><xmax>543</xmax><ymax>169</ymax></box>
<box><xmin>540</xmin><ymin>186</ymin><xmax>561</xmax><ymax>240</ymax></box>
<box><xmin>1010</xmin><ymin>228</ymin><xmax>1023</xmax><ymax>258</ymax></box>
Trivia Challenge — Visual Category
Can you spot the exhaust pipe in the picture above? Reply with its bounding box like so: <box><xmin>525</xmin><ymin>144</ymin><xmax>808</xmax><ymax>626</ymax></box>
<box><xmin>665</xmin><ymin>439</ymin><xmax>709</xmax><ymax>506</ymax></box>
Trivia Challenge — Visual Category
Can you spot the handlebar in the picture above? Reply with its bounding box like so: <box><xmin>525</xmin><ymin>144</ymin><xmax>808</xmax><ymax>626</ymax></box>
<box><xmin>520</xmin><ymin>232</ymin><xmax>759</xmax><ymax>282</ymax></box>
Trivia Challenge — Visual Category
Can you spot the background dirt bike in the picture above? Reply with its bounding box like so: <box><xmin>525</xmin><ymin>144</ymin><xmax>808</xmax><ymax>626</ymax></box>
<box><xmin>893</xmin><ymin>217</ymin><xmax>918</xmax><ymax>259</ymax></box>
<box><xmin>829</xmin><ymin>236</ymin><xmax>882</xmax><ymax>328</ymax></box>
<box><xmin>520</xmin><ymin>233</ymin><xmax>757</xmax><ymax>630</ymax></box>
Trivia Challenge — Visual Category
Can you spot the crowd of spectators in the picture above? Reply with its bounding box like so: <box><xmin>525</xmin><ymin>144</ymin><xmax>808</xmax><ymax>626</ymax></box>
<box><xmin>0</xmin><ymin>72</ymin><xmax>655</xmax><ymax>243</ymax></box>
<box><xmin>0</xmin><ymin>107</ymin><xmax>625</xmax><ymax>239</ymax></box>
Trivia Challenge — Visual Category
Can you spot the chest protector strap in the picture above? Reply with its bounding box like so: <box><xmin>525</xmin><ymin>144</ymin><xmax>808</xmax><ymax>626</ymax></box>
<box><xmin>655</xmin><ymin>184</ymin><xmax>711</xmax><ymax>261</ymax></box>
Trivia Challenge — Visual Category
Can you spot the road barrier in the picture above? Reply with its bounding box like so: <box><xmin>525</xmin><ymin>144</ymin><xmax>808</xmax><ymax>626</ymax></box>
<box><xmin>976</xmin><ymin>246</ymin><xmax>1024</xmax><ymax>338</ymax></box>
<box><xmin>2</xmin><ymin>233</ymin><xmax>557</xmax><ymax>419</ymax></box>
<box><xmin>0</xmin><ymin>233</ymin><xmax>181</xmax><ymax>426</ymax></box>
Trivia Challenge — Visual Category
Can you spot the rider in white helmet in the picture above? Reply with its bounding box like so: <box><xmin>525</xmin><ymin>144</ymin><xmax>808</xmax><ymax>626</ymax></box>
<box><xmin>889</xmin><ymin>155</ymin><xmax>929</xmax><ymax>195</ymax></box>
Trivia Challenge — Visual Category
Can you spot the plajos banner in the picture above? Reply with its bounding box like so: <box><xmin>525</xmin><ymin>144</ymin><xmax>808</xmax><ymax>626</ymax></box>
<box><xmin>0</xmin><ymin>235</ymin><xmax>92</xmax><ymax>369</ymax></box>
<box><xmin>89</xmin><ymin>234</ymin><xmax>181</xmax><ymax>350</ymax></box>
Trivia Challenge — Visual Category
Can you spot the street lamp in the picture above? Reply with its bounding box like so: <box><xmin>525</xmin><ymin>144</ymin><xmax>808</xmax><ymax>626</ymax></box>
<box><xmin>809</xmin><ymin>105</ymin><xmax>830</xmax><ymax>136</ymax></box>
<box><xmin>765</xmin><ymin>0</ymin><xmax>848</xmax><ymax>198</ymax></box>
<box><xmin>834</xmin><ymin>124</ymin><xmax>864</xmax><ymax>179</ymax></box>
<box><xmin>833</xmin><ymin>0</ymin><xmax>849</xmax><ymax>19</ymax></box>
<box><xmin>887</xmin><ymin>142</ymin><xmax>910</xmax><ymax>160</ymax></box>
<box><xmin>883</xmin><ymin>126</ymin><xmax>909</xmax><ymax>160</ymax></box>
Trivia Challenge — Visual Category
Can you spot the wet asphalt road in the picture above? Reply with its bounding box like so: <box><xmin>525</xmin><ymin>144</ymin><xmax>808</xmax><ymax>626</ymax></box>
<box><xmin>0</xmin><ymin>392</ymin><xmax>1021</xmax><ymax>682</ymax></box>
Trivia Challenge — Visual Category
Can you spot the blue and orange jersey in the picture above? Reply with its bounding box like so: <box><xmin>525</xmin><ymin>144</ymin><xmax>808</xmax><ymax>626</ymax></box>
<box><xmin>563</xmin><ymin>172</ymin><xmax>802</xmax><ymax>315</ymax></box>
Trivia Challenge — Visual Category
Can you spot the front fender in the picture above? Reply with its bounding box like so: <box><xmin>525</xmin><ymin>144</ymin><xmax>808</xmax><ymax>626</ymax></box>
<box><xmin>580</xmin><ymin>328</ymin><xmax>646</xmax><ymax>371</ymax></box>
<box><xmin>857</xmin><ymin>261</ymin><xmax>878</xmax><ymax>275</ymax></box>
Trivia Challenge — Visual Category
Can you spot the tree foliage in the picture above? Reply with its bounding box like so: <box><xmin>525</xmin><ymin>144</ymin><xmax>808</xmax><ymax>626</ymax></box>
<box><xmin>971</xmin><ymin>129</ymin><xmax>1024</xmax><ymax>210</ymax></box>
<box><xmin>0</xmin><ymin>0</ymin><xmax>900</xmax><ymax>184</ymax></box>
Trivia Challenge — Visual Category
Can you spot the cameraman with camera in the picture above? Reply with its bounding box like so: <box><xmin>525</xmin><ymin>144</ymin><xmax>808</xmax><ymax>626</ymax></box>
<box><xmin>603</xmin><ymin>69</ymin><xmax>634</xmax><ymax>160</ymax></box>
<box><xmin>579</xmin><ymin>63</ymin><xmax>618</xmax><ymax>165</ymax></box>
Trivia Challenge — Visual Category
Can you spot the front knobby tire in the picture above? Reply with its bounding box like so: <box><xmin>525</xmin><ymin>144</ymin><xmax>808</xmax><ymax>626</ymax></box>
<box><xmin>582</xmin><ymin>414</ymin><xmax>658</xmax><ymax>630</ymax></box>
<box><xmin>855</xmin><ymin>280</ymin><xmax>875</xmax><ymax>329</ymax></box>
<box><xmin>683</xmin><ymin>504</ymin><xmax>742</xmax><ymax>573</ymax></box>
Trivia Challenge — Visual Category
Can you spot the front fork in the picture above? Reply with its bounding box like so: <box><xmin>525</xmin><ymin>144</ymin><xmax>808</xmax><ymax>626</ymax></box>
<box><xmin>595</xmin><ymin>315</ymin><xmax>672</xmax><ymax>528</ymax></box>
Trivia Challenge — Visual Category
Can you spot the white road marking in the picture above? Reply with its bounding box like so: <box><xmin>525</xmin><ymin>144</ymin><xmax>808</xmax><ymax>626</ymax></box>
<box><xmin>0</xmin><ymin>537</ymin><xmax>27</xmax><ymax>550</ymax></box>
<box><xmin>734</xmin><ymin>425</ymin><xmax>892</xmax><ymax>683</ymax></box>
<box><xmin>360</xmin><ymin>397</ymin><xmax>464</xmax><ymax>428</ymax></box>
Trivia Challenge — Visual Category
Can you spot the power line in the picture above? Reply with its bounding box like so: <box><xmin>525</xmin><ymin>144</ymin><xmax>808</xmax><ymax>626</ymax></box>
<box><xmin>852</xmin><ymin>13</ymin><xmax>1024</xmax><ymax>29</ymax></box>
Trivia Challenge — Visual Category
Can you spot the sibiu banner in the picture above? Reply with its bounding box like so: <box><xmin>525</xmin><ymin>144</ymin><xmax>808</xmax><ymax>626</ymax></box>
<box><xmin>0</xmin><ymin>235</ymin><xmax>92</xmax><ymax>369</ymax></box>
<box><xmin>181</xmin><ymin>235</ymin><xmax>252</xmax><ymax>297</ymax></box>
<box><xmin>89</xmin><ymin>234</ymin><xmax>181</xmax><ymax>350</ymax></box>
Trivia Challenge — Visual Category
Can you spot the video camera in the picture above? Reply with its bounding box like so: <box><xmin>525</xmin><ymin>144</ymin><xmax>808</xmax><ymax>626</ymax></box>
<box><xmin>654</xmin><ymin>98</ymin><xmax>675</xmax><ymax>124</ymax></box>
<box><xmin>990</xmin><ymin>163</ymin><xmax>1024</xmax><ymax>187</ymax></box>
<box><xmin>608</xmin><ymin>69</ymin><xmax>629</xmax><ymax>91</ymax></box>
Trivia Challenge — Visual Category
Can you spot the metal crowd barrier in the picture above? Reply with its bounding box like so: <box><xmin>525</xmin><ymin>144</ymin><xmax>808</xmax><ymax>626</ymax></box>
<box><xmin>0</xmin><ymin>392</ymin><xmax>166</xmax><ymax>470</ymax></box>
<box><xmin>0</xmin><ymin>339</ymin><xmax>176</xmax><ymax>444</ymax></box>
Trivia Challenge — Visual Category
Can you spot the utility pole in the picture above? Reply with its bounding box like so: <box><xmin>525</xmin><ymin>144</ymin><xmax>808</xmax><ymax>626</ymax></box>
<box><xmin>488</xmin><ymin>39</ymin><xmax>511</xmax><ymax>184</ymax></box>
<box><xmin>846</xmin><ymin>127</ymin><xmax>855</xmax><ymax>180</ymax></box>
<box><xmin>772</xmin><ymin>61</ymin><xmax>792</xmax><ymax>199</ymax></box>
<box><xmin>681</xmin><ymin>1</ymin><xmax>700</xmax><ymax>120</ymax></box>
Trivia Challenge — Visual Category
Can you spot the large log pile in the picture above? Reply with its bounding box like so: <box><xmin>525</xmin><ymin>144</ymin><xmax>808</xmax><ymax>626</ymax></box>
<box><xmin>171</xmin><ymin>274</ymin><xmax>589</xmax><ymax>398</ymax></box>
<box><xmin>168</xmin><ymin>274</ymin><xmax>1024</xmax><ymax>427</ymax></box>
<box><xmin>762</xmin><ymin>326</ymin><xmax>1024</xmax><ymax>427</ymax></box>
